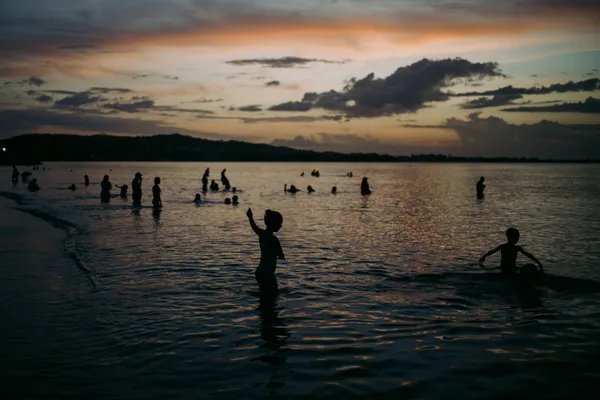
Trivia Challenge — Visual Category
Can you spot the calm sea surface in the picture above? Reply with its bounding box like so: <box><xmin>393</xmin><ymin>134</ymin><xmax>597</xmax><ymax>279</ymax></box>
<box><xmin>1</xmin><ymin>162</ymin><xmax>600</xmax><ymax>399</ymax></box>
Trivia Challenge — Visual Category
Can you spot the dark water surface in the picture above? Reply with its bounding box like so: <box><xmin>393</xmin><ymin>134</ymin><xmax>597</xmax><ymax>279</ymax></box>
<box><xmin>1</xmin><ymin>162</ymin><xmax>600</xmax><ymax>399</ymax></box>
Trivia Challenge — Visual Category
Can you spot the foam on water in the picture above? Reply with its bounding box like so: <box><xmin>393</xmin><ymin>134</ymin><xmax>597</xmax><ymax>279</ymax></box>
<box><xmin>1</xmin><ymin>162</ymin><xmax>600</xmax><ymax>399</ymax></box>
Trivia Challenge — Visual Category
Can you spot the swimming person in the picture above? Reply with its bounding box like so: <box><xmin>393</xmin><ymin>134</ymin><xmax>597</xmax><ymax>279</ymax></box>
<box><xmin>307</xmin><ymin>185</ymin><xmax>315</xmax><ymax>193</ymax></box>
<box><xmin>152</xmin><ymin>177</ymin><xmax>162</xmax><ymax>209</ymax></box>
<box><xmin>100</xmin><ymin>175</ymin><xmax>112</xmax><ymax>202</ymax></box>
<box><xmin>479</xmin><ymin>228</ymin><xmax>544</xmax><ymax>276</ymax></box>
<box><xmin>361</xmin><ymin>177</ymin><xmax>372</xmax><ymax>195</ymax></box>
<box><xmin>84</xmin><ymin>174</ymin><xmax>90</xmax><ymax>186</ymax></box>
<box><xmin>12</xmin><ymin>165</ymin><xmax>19</xmax><ymax>184</ymax></box>
<box><xmin>246</xmin><ymin>208</ymin><xmax>285</xmax><ymax>300</ymax></box>
<box><xmin>331</xmin><ymin>186</ymin><xmax>337</xmax><ymax>194</ymax></box>
<box><xmin>224</xmin><ymin>197</ymin><xmax>231</xmax><ymax>204</ymax></box>
<box><xmin>232</xmin><ymin>195</ymin><xmax>239</xmax><ymax>205</ymax></box>
<box><xmin>194</xmin><ymin>193</ymin><xmax>202</xmax><ymax>204</ymax></box>
<box><xmin>132</xmin><ymin>172</ymin><xmax>142</xmax><ymax>206</ymax></box>
<box><xmin>68</xmin><ymin>184</ymin><xmax>77</xmax><ymax>191</ymax></box>
<box><xmin>117</xmin><ymin>184</ymin><xmax>128</xmax><ymax>198</ymax></box>
<box><xmin>284</xmin><ymin>184</ymin><xmax>299</xmax><ymax>193</ymax></box>
<box><xmin>27</xmin><ymin>179</ymin><xmax>40</xmax><ymax>192</ymax></box>
<box><xmin>210</xmin><ymin>180</ymin><xmax>219</xmax><ymax>191</ymax></box>
<box><xmin>476</xmin><ymin>176</ymin><xmax>486</xmax><ymax>199</ymax></box>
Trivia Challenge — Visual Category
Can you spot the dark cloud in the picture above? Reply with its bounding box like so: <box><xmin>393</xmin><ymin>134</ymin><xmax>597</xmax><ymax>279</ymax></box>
<box><xmin>405</xmin><ymin>113</ymin><xmax>600</xmax><ymax>159</ymax></box>
<box><xmin>55</xmin><ymin>92</ymin><xmax>104</xmax><ymax>107</ymax></box>
<box><xmin>46</xmin><ymin>90</ymin><xmax>78</xmax><ymax>95</ymax></box>
<box><xmin>104</xmin><ymin>99</ymin><xmax>155</xmax><ymax>113</ymax></box>
<box><xmin>35</xmin><ymin>94</ymin><xmax>53</xmax><ymax>103</ymax></box>
<box><xmin>271</xmin><ymin>58</ymin><xmax>504</xmax><ymax>118</ymax></box>
<box><xmin>132</xmin><ymin>74</ymin><xmax>179</xmax><ymax>80</ymax></box>
<box><xmin>88</xmin><ymin>87</ymin><xmax>134</xmax><ymax>94</ymax></box>
<box><xmin>268</xmin><ymin>101</ymin><xmax>312</xmax><ymax>112</ymax></box>
<box><xmin>226</xmin><ymin>56</ymin><xmax>346</xmax><ymax>68</ymax></box>
<box><xmin>196</xmin><ymin>114</ymin><xmax>339</xmax><ymax>124</ymax></box>
<box><xmin>502</xmin><ymin>97</ymin><xmax>600</xmax><ymax>113</ymax></box>
<box><xmin>234</xmin><ymin>105</ymin><xmax>263</xmax><ymax>112</ymax></box>
<box><xmin>18</xmin><ymin>76</ymin><xmax>46</xmax><ymax>87</ymax></box>
<box><xmin>452</xmin><ymin>78</ymin><xmax>600</xmax><ymax>97</ymax></box>
<box><xmin>265</xmin><ymin>80</ymin><xmax>280</xmax><ymax>87</ymax></box>
<box><xmin>153</xmin><ymin>106</ymin><xmax>214</xmax><ymax>115</ymax></box>
<box><xmin>58</xmin><ymin>44</ymin><xmax>98</xmax><ymax>51</ymax></box>
<box><xmin>460</xmin><ymin>94</ymin><xmax>524</xmax><ymax>109</ymax></box>
<box><xmin>192</xmin><ymin>98</ymin><xmax>223</xmax><ymax>103</ymax></box>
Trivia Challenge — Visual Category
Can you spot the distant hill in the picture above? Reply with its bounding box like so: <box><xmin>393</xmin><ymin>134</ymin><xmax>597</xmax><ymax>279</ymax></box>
<box><xmin>0</xmin><ymin>133</ymin><xmax>598</xmax><ymax>164</ymax></box>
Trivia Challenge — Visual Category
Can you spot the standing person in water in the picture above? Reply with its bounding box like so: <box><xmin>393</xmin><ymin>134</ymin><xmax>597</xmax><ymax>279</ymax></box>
<box><xmin>132</xmin><ymin>172</ymin><xmax>142</xmax><ymax>206</ymax></box>
<box><xmin>84</xmin><ymin>174</ymin><xmax>90</xmax><ymax>186</ymax></box>
<box><xmin>152</xmin><ymin>177</ymin><xmax>162</xmax><ymax>209</ymax></box>
<box><xmin>221</xmin><ymin>169</ymin><xmax>231</xmax><ymax>190</ymax></box>
<box><xmin>246</xmin><ymin>208</ymin><xmax>285</xmax><ymax>301</ymax></box>
<box><xmin>361</xmin><ymin>177</ymin><xmax>372</xmax><ymax>195</ymax></box>
<box><xmin>476</xmin><ymin>176</ymin><xmax>486</xmax><ymax>199</ymax></box>
<box><xmin>100</xmin><ymin>175</ymin><xmax>112</xmax><ymax>203</ymax></box>
<box><xmin>12</xmin><ymin>165</ymin><xmax>19</xmax><ymax>184</ymax></box>
<box><xmin>479</xmin><ymin>228</ymin><xmax>544</xmax><ymax>276</ymax></box>
<box><xmin>202</xmin><ymin>169</ymin><xmax>209</xmax><ymax>192</ymax></box>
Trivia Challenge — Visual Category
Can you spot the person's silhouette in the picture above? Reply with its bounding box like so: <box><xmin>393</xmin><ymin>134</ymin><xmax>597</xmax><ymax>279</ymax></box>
<box><xmin>132</xmin><ymin>172</ymin><xmax>142</xmax><ymax>206</ymax></box>
<box><xmin>479</xmin><ymin>228</ymin><xmax>544</xmax><ymax>276</ymax></box>
<box><xmin>476</xmin><ymin>176</ymin><xmax>486</xmax><ymax>199</ymax></box>
<box><xmin>202</xmin><ymin>169</ymin><xmax>209</xmax><ymax>192</ymax></box>
<box><xmin>361</xmin><ymin>177</ymin><xmax>371</xmax><ymax>195</ymax></box>
<box><xmin>28</xmin><ymin>178</ymin><xmax>40</xmax><ymax>192</ymax></box>
<box><xmin>221</xmin><ymin>169</ymin><xmax>231</xmax><ymax>190</ymax></box>
<box><xmin>84</xmin><ymin>174</ymin><xmax>90</xmax><ymax>186</ymax></box>
<box><xmin>152</xmin><ymin>177</ymin><xmax>162</xmax><ymax>209</ymax></box>
<box><xmin>307</xmin><ymin>185</ymin><xmax>315</xmax><ymax>193</ymax></box>
<box><xmin>331</xmin><ymin>186</ymin><xmax>337</xmax><ymax>194</ymax></box>
<box><xmin>68</xmin><ymin>184</ymin><xmax>77</xmax><ymax>191</ymax></box>
<box><xmin>12</xmin><ymin>165</ymin><xmax>19</xmax><ymax>184</ymax></box>
<box><xmin>232</xmin><ymin>195</ymin><xmax>239</xmax><ymax>205</ymax></box>
<box><xmin>100</xmin><ymin>175</ymin><xmax>112</xmax><ymax>202</ymax></box>
<box><xmin>247</xmin><ymin>208</ymin><xmax>285</xmax><ymax>301</ymax></box>
<box><xmin>194</xmin><ymin>193</ymin><xmax>201</xmax><ymax>204</ymax></box>
<box><xmin>284</xmin><ymin>184</ymin><xmax>299</xmax><ymax>193</ymax></box>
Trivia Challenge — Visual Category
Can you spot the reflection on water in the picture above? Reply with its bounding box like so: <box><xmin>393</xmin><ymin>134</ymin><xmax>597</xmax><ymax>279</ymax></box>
<box><xmin>1</xmin><ymin>162</ymin><xmax>600</xmax><ymax>399</ymax></box>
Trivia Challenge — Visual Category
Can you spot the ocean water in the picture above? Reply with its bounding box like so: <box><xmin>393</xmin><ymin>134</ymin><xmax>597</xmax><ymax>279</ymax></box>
<box><xmin>1</xmin><ymin>162</ymin><xmax>600</xmax><ymax>399</ymax></box>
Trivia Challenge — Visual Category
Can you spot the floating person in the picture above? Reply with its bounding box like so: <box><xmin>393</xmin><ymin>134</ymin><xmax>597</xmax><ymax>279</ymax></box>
<box><xmin>307</xmin><ymin>185</ymin><xmax>315</xmax><ymax>193</ymax></box>
<box><xmin>12</xmin><ymin>165</ymin><xmax>19</xmax><ymax>184</ymax></box>
<box><xmin>221</xmin><ymin>169</ymin><xmax>231</xmax><ymax>190</ymax></box>
<box><xmin>479</xmin><ymin>228</ymin><xmax>544</xmax><ymax>277</ymax></box>
<box><xmin>68</xmin><ymin>184</ymin><xmax>77</xmax><ymax>191</ymax></box>
<box><xmin>100</xmin><ymin>175</ymin><xmax>112</xmax><ymax>203</ymax></box>
<box><xmin>132</xmin><ymin>172</ymin><xmax>142</xmax><ymax>206</ymax></box>
<box><xmin>202</xmin><ymin>169</ymin><xmax>209</xmax><ymax>192</ymax></box>
<box><xmin>284</xmin><ymin>184</ymin><xmax>299</xmax><ymax>193</ymax></box>
<box><xmin>116</xmin><ymin>184</ymin><xmax>128</xmax><ymax>198</ymax></box>
<box><xmin>331</xmin><ymin>186</ymin><xmax>337</xmax><ymax>194</ymax></box>
<box><xmin>224</xmin><ymin>197</ymin><xmax>231</xmax><ymax>205</ymax></box>
<box><xmin>28</xmin><ymin>179</ymin><xmax>40</xmax><ymax>192</ymax></box>
<box><xmin>210</xmin><ymin>180</ymin><xmax>219</xmax><ymax>191</ymax></box>
<box><xmin>361</xmin><ymin>177</ymin><xmax>372</xmax><ymax>195</ymax></box>
<box><xmin>476</xmin><ymin>176</ymin><xmax>486</xmax><ymax>199</ymax></box>
<box><xmin>152</xmin><ymin>177</ymin><xmax>162</xmax><ymax>209</ymax></box>
<box><xmin>246</xmin><ymin>208</ymin><xmax>285</xmax><ymax>301</ymax></box>
<box><xmin>194</xmin><ymin>193</ymin><xmax>202</xmax><ymax>204</ymax></box>
<box><xmin>21</xmin><ymin>171</ymin><xmax>32</xmax><ymax>182</ymax></box>
<box><xmin>84</xmin><ymin>174</ymin><xmax>90</xmax><ymax>186</ymax></box>
<box><xmin>232</xmin><ymin>195</ymin><xmax>239</xmax><ymax>205</ymax></box>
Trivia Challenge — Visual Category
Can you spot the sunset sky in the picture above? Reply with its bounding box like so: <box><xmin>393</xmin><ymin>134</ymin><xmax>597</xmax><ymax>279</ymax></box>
<box><xmin>1</xmin><ymin>0</ymin><xmax>599</xmax><ymax>158</ymax></box>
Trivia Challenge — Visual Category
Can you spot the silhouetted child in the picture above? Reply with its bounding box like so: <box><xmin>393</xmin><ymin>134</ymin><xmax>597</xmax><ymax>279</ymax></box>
<box><xmin>210</xmin><ymin>180</ymin><xmax>219</xmax><ymax>191</ymax></box>
<box><xmin>194</xmin><ymin>193</ymin><xmax>201</xmax><ymax>204</ymax></box>
<box><xmin>202</xmin><ymin>169</ymin><xmax>209</xmax><ymax>192</ymax></box>
<box><xmin>152</xmin><ymin>177</ymin><xmax>162</xmax><ymax>208</ymax></box>
<box><xmin>132</xmin><ymin>172</ymin><xmax>142</xmax><ymax>205</ymax></box>
<box><xmin>84</xmin><ymin>174</ymin><xmax>90</xmax><ymax>186</ymax></box>
<box><xmin>100</xmin><ymin>175</ymin><xmax>112</xmax><ymax>202</ymax></box>
<box><xmin>28</xmin><ymin>179</ymin><xmax>40</xmax><ymax>192</ymax></box>
<box><xmin>361</xmin><ymin>177</ymin><xmax>371</xmax><ymax>195</ymax></box>
<box><xmin>476</xmin><ymin>176</ymin><xmax>486</xmax><ymax>199</ymax></box>
<box><xmin>479</xmin><ymin>228</ymin><xmax>543</xmax><ymax>276</ymax></box>
<box><xmin>307</xmin><ymin>185</ymin><xmax>315</xmax><ymax>193</ymax></box>
<box><xmin>12</xmin><ymin>165</ymin><xmax>19</xmax><ymax>184</ymax></box>
<box><xmin>117</xmin><ymin>184</ymin><xmax>128</xmax><ymax>198</ymax></box>
<box><xmin>246</xmin><ymin>208</ymin><xmax>285</xmax><ymax>300</ymax></box>
<box><xmin>224</xmin><ymin>197</ymin><xmax>231</xmax><ymax>204</ymax></box>
<box><xmin>232</xmin><ymin>195</ymin><xmax>239</xmax><ymax>205</ymax></box>
<box><xmin>331</xmin><ymin>186</ymin><xmax>337</xmax><ymax>194</ymax></box>
<box><xmin>221</xmin><ymin>169</ymin><xmax>231</xmax><ymax>190</ymax></box>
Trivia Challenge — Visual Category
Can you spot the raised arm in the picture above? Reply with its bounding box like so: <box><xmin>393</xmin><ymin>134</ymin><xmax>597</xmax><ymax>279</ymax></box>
<box><xmin>246</xmin><ymin>208</ymin><xmax>262</xmax><ymax>236</ymax></box>
<box><xmin>479</xmin><ymin>245</ymin><xmax>503</xmax><ymax>268</ymax></box>
<box><xmin>518</xmin><ymin>246</ymin><xmax>544</xmax><ymax>272</ymax></box>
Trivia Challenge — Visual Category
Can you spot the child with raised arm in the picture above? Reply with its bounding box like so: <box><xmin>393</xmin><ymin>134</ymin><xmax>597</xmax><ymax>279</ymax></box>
<box><xmin>479</xmin><ymin>228</ymin><xmax>543</xmax><ymax>275</ymax></box>
<box><xmin>246</xmin><ymin>208</ymin><xmax>285</xmax><ymax>300</ymax></box>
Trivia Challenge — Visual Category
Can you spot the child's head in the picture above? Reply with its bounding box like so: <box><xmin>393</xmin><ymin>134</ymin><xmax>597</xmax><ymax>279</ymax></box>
<box><xmin>479</xmin><ymin>176</ymin><xmax>485</xmax><ymax>182</ymax></box>
<box><xmin>194</xmin><ymin>193</ymin><xmax>201</xmax><ymax>201</ymax></box>
<box><xmin>264</xmin><ymin>209</ymin><xmax>283</xmax><ymax>232</ymax></box>
<box><xmin>224</xmin><ymin>198</ymin><xmax>231</xmax><ymax>204</ymax></box>
<box><xmin>232</xmin><ymin>195</ymin><xmax>239</xmax><ymax>204</ymax></box>
<box><xmin>506</xmin><ymin>228</ymin><xmax>520</xmax><ymax>244</ymax></box>
<box><xmin>154</xmin><ymin>177</ymin><xmax>161</xmax><ymax>185</ymax></box>
<box><xmin>103</xmin><ymin>175</ymin><xmax>109</xmax><ymax>181</ymax></box>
